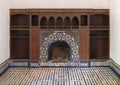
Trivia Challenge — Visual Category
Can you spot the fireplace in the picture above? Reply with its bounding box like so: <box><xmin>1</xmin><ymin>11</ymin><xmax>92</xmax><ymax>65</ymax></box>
<box><xmin>40</xmin><ymin>30</ymin><xmax>80</xmax><ymax>62</ymax></box>
<box><xmin>48</xmin><ymin>41</ymin><xmax>70</xmax><ymax>62</ymax></box>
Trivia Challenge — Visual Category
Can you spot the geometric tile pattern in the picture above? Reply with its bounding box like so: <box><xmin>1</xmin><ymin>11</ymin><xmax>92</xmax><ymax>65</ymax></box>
<box><xmin>0</xmin><ymin>64</ymin><xmax>9</xmax><ymax>74</ymax></box>
<box><xmin>0</xmin><ymin>67</ymin><xmax>120</xmax><ymax>85</ymax></box>
<box><xmin>0</xmin><ymin>59</ymin><xmax>9</xmax><ymax>76</ymax></box>
<box><xmin>39</xmin><ymin>62</ymin><xmax>78</xmax><ymax>67</ymax></box>
<box><xmin>110</xmin><ymin>59</ymin><xmax>120</xmax><ymax>76</ymax></box>
<box><xmin>90</xmin><ymin>60</ymin><xmax>110</xmax><ymax>67</ymax></box>
<box><xmin>7</xmin><ymin>60</ymin><xmax>111</xmax><ymax>67</ymax></box>
<box><xmin>9</xmin><ymin>60</ymin><xmax>110</xmax><ymax>67</ymax></box>
<box><xmin>30</xmin><ymin>61</ymin><xmax>89</xmax><ymax>67</ymax></box>
<box><xmin>40</xmin><ymin>30</ymin><xmax>79</xmax><ymax>62</ymax></box>
<box><xmin>79</xmin><ymin>61</ymin><xmax>89</xmax><ymax>67</ymax></box>
<box><xmin>10</xmin><ymin>61</ymin><xmax>28</xmax><ymax>67</ymax></box>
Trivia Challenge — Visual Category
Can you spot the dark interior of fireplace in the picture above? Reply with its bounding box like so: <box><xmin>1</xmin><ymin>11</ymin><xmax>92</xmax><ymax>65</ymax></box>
<box><xmin>48</xmin><ymin>41</ymin><xmax>70</xmax><ymax>62</ymax></box>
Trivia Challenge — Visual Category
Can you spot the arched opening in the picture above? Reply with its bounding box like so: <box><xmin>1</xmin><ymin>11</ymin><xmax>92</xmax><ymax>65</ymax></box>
<box><xmin>90</xmin><ymin>14</ymin><xmax>109</xmax><ymax>26</ymax></box>
<box><xmin>56</xmin><ymin>17</ymin><xmax>63</xmax><ymax>28</ymax></box>
<box><xmin>40</xmin><ymin>17</ymin><xmax>47</xmax><ymax>29</ymax></box>
<box><xmin>48</xmin><ymin>17</ymin><xmax>55</xmax><ymax>29</ymax></box>
<box><xmin>64</xmin><ymin>17</ymin><xmax>71</xmax><ymax>29</ymax></box>
<box><xmin>72</xmin><ymin>16</ymin><xmax>79</xmax><ymax>29</ymax></box>
<box><xmin>48</xmin><ymin>41</ymin><xmax>70</xmax><ymax>62</ymax></box>
<box><xmin>11</xmin><ymin>14</ymin><xmax>29</xmax><ymax>26</ymax></box>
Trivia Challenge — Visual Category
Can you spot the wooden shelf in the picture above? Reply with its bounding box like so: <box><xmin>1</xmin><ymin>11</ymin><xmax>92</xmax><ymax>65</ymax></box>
<box><xmin>40</xmin><ymin>26</ymin><xmax>79</xmax><ymax>29</ymax></box>
<box><xmin>11</xmin><ymin>26</ymin><xmax>29</xmax><ymax>28</ymax></box>
<box><xmin>90</xmin><ymin>28</ymin><xmax>109</xmax><ymax>31</ymax></box>
<box><xmin>90</xmin><ymin>36</ymin><xmax>108</xmax><ymax>38</ymax></box>
<box><xmin>10</xmin><ymin>30</ymin><xmax>29</xmax><ymax>36</ymax></box>
<box><xmin>10</xmin><ymin>28</ymin><xmax>29</xmax><ymax>30</ymax></box>
<box><xmin>90</xmin><ymin>26</ymin><xmax>109</xmax><ymax>28</ymax></box>
<box><xmin>90</xmin><ymin>57</ymin><xmax>109</xmax><ymax>59</ymax></box>
<box><xmin>11</xmin><ymin>36</ymin><xmax>29</xmax><ymax>38</ymax></box>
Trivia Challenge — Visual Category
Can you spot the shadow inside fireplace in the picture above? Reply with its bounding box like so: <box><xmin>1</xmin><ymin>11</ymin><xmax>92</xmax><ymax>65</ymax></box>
<box><xmin>48</xmin><ymin>41</ymin><xmax>71</xmax><ymax>63</ymax></box>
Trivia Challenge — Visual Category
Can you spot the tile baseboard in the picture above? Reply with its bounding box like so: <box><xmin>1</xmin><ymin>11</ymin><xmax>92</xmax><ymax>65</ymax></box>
<box><xmin>0</xmin><ymin>59</ymin><xmax>10</xmax><ymax>76</ymax></box>
<box><xmin>0</xmin><ymin>59</ymin><xmax>120</xmax><ymax>77</ymax></box>
<box><xmin>110</xmin><ymin>59</ymin><xmax>120</xmax><ymax>76</ymax></box>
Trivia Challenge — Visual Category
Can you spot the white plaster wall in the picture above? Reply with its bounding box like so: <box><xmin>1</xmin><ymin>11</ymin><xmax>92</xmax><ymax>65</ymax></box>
<box><xmin>10</xmin><ymin>0</ymin><xmax>109</xmax><ymax>8</ymax></box>
<box><xmin>110</xmin><ymin>0</ymin><xmax>120</xmax><ymax>65</ymax></box>
<box><xmin>0</xmin><ymin>1</ymin><xmax>10</xmax><ymax>64</ymax></box>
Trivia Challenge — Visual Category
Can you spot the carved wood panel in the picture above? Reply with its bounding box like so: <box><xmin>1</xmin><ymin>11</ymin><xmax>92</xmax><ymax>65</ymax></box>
<box><xmin>80</xmin><ymin>27</ymin><xmax>89</xmax><ymax>60</ymax></box>
<box><xmin>30</xmin><ymin>28</ymin><xmax>40</xmax><ymax>61</ymax></box>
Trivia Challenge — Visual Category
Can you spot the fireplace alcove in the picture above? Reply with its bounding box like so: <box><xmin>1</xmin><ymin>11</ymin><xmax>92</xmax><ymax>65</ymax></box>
<box><xmin>40</xmin><ymin>30</ymin><xmax>79</xmax><ymax>62</ymax></box>
<box><xmin>48</xmin><ymin>41</ymin><xmax>71</xmax><ymax>62</ymax></box>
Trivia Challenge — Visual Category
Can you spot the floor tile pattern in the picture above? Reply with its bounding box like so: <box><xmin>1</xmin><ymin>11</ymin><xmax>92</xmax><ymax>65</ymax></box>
<box><xmin>0</xmin><ymin>67</ymin><xmax>120</xmax><ymax>85</ymax></box>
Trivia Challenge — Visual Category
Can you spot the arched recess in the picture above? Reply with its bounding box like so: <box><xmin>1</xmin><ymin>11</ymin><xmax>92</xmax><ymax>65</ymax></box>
<box><xmin>40</xmin><ymin>17</ymin><xmax>47</xmax><ymax>29</ymax></box>
<box><xmin>90</xmin><ymin>14</ymin><xmax>109</xmax><ymax>26</ymax></box>
<box><xmin>72</xmin><ymin>16</ymin><xmax>79</xmax><ymax>29</ymax></box>
<box><xmin>11</xmin><ymin>14</ymin><xmax>29</xmax><ymax>26</ymax></box>
<box><xmin>48</xmin><ymin>16</ymin><xmax>55</xmax><ymax>29</ymax></box>
<box><xmin>40</xmin><ymin>31</ymin><xmax>79</xmax><ymax>62</ymax></box>
<box><xmin>64</xmin><ymin>16</ymin><xmax>71</xmax><ymax>29</ymax></box>
<box><xmin>56</xmin><ymin>17</ymin><xmax>63</xmax><ymax>28</ymax></box>
<box><xmin>48</xmin><ymin>41</ymin><xmax>71</xmax><ymax>62</ymax></box>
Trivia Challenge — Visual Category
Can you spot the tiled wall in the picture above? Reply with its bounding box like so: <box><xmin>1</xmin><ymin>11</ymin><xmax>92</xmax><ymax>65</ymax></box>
<box><xmin>90</xmin><ymin>60</ymin><xmax>110</xmax><ymax>67</ymax></box>
<box><xmin>10</xmin><ymin>61</ymin><xmax>29</xmax><ymax>67</ymax></box>
<box><xmin>0</xmin><ymin>59</ymin><xmax>9</xmax><ymax>76</ymax></box>
<box><xmin>110</xmin><ymin>59</ymin><xmax>120</xmax><ymax>76</ymax></box>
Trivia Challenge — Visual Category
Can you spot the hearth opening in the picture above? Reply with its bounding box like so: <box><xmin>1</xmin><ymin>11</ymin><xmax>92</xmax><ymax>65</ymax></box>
<box><xmin>48</xmin><ymin>41</ymin><xmax>71</xmax><ymax>62</ymax></box>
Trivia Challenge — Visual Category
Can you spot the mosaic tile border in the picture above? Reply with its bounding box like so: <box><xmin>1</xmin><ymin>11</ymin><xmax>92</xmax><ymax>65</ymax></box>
<box><xmin>9</xmin><ymin>60</ymin><xmax>29</xmax><ymax>67</ymax></box>
<box><xmin>79</xmin><ymin>61</ymin><xmax>90</xmax><ymax>67</ymax></box>
<box><xmin>30</xmin><ymin>61</ymin><xmax>39</xmax><ymax>67</ymax></box>
<box><xmin>0</xmin><ymin>59</ymin><xmax>9</xmax><ymax>76</ymax></box>
<box><xmin>9</xmin><ymin>60</ymin><xmax>109</xmax><ymax>67</ymax></box>
<box><xmin>90</xmin><ymin>60</ymin><xmax>110</xmax><ymax>67</ymax></box>
<box><xmin>30</xmin><ymin>61</ymin><xmax>89</xmax><ymax>67</ymax></box>
<box><xmin>110</xmin><ymin>59</ymin><xmax>120</xmax><ymax>76</ymax></box>
<box><xmin>0</xmin><ymin>59</ymin><xmax>120</xmax><ymax>77</ymax></box>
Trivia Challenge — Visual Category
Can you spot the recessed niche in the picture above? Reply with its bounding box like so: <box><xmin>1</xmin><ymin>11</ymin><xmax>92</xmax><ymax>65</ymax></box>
<box><xmin>90</xmin><ymin>14</ymin><xmax>109</xmax><ymax>26</ymax></box>
<box><xmin>81</xmin><ymin>15</ymin><xmax>88</xmax><ymax>26</ymax></box>
<box><xmin>64</xmin><ymin>17</ymin><xmax>71</xmax><ymax>29</ymax></box>
<box><xmin>48</xmin><ymin>17</ymin><xmax>55</xmax><ymax>29</ymax></box>
<box><xmin>11</xmin><ymin>14</ymin><xmax>29</xmax><ymax>27</ymax></box>
<box><xmin>32</xmin><ymin>15</ymin><xmax>38</xmax><ymax>26</ymax></box>
<box><xmin>49</xmin><ymin>41</ymin><xmax>70</xmax><ymax>62</ymax></box>
<box><xmin>72</xmin><ymin>17</ymin><xmax>79</xmax><ymax>29</ymax></box>
<box><xmin>40</xmin><ymin>17</ymin><xmax>47</xmax><ymax>29</ymax></box>
<box><xmin>56</xmin><ymin>17</ymin><xmax>63</xmax><ymax>28</ymax></box>
<box><xmin>11</xmin><ymin>38</ymin><xmax>29</xmax><ymax>59</ymax></box>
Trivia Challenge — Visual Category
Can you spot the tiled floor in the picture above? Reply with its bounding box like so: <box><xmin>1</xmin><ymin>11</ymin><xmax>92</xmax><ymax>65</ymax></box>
<box><xmin>0</xmin><ymin>67</ymin><xmax>120</xmax><ymax>85</ymax></box>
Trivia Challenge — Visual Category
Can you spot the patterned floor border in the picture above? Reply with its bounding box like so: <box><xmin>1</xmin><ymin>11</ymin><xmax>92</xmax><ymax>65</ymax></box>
<box><xmin>0</xmin><ymin>59</ymin><xmax>120</xmax><ymax>78</ymax></box>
